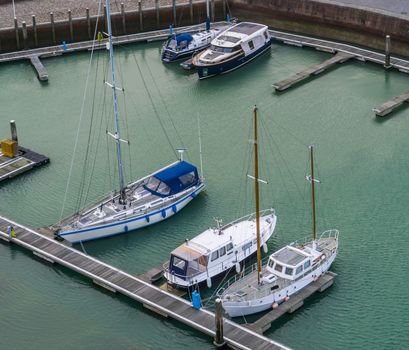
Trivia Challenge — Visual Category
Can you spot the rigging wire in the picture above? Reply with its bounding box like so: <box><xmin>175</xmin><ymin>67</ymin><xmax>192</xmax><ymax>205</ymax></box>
<box><xmin>59</xmin><ymin>0</ymin><xmax>103</xmax><ymax>223</ymax></box>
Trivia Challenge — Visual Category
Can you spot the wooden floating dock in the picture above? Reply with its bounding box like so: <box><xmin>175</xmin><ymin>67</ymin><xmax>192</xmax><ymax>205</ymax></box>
<box><xmin>0</xmin><ymin>215</ymin><xmax>290</xmax><ymax>350</ymax></box>
<box><xmin>29</xmin><ymin>55</ymin><xmax>48</xmax><ymax>81</ymax></box>
<box><xmin>247</xmin><ymin>271</ymin><xmax>337</xmax><ymax>334</ymax></box>
<box><xmin>272</xmin><ymin>52</ymin><xmax>354</xmax><ymax>91</ymax></box>
<box><xmin>0</xmin><ymin>146</ymin><xmax>49</xmax><ymax>183</ymax></box>
<box><xmin>373</xmin><ymin>91</ymin><xmax>409</xmax><ymax>117</ymax></box>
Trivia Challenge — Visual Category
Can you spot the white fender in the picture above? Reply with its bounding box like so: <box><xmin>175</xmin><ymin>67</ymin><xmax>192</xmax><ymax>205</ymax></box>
<box><xmin>235</xmin><ymin>262</ymin><xmax>241</xmax><ymax>274</ymax></box>
<box><xmin>263</xmin><ymin>243</ymin><xmax>268</xmax><ymax>254</ymax></box>
<box><xmin>206</xmin><ymin>277</ymin><xmax>212</xmax><ymax>288</ymax></box>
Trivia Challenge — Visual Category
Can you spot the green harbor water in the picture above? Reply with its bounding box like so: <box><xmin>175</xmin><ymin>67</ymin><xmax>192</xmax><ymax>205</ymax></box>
<box><xmin>1</xmin><ymin>42</ymin><xmax>409</xmax><ymax>349</ymax></box>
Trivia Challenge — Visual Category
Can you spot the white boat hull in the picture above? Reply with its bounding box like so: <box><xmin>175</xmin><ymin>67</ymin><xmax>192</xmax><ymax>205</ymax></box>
<box><xmin>222</xmin><ymin>251</ymin><xmax>337</xmax><ymax>317</ymax></box>
<box><xmin>60</xmin><ymin>184</ymin><xmax>205</xmax><ymax>243</ymax></box>
<box><xmin>164</xmin><ymin>211</ymin><xmax>277</xmax><ymax>288</ymax></box>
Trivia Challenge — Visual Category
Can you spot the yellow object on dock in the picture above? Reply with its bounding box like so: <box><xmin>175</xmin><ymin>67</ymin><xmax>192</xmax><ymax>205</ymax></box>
<box><xmin>1</xmin><ymin>139</ymin><xmax>18</xmax><ymax>158</ymax></box>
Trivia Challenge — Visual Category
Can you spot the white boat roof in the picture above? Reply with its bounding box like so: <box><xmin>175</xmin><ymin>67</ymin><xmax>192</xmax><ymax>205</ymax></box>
<box><xmin>212</xmin><ymin>22</ymin><xmax>268</xmax><ymax>48</ymax></box>
<box><xmin>171</xmin><ymin>218</ymin><xmax>269</xmax><ymax>259</ymax></box>
<box><xmin>271</xmin><ymin>245</ymin><xmax>310</xmax><ymax>267</ymax></box>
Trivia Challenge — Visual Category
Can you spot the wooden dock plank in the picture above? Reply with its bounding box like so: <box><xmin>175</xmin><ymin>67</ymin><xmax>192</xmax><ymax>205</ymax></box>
<box><xmin>0</xmin><ymin>216</ymin><xmax>289</xmax><ymax>350</ymax></box>
<box><xmin>272</xmin><ymin>52</ymin><xmax>354</xmax><ymax>91</ymax></box>
<box><xmin>373</xmin><ymin>91</ymin><xmax>409</xmax><ymax>117</ymax></box>
<box><xmin>29</xmin><ymin>55</ymin><xmax>48</xmax><ymax>81</ymax></box>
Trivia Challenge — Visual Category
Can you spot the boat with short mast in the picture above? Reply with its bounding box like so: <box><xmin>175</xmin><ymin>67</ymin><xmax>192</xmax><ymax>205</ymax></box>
<box><xmin>163</xmin><ymin>106</ymin><xmax>277</xmax><ymax>289</ymax></box>
<box><xmin>161</xmin><ymin>0</ymin><xmax>228</xmax><ymax>63</ymax></box>
<box><xmin>54</xmin><ymin>0</ymin><xmax>205</xmax><ymax>243</ymax></box>
<box><xmin>219</xmin><ymin>145</ymin><xmax>339</xmax><ymax>317</ymax></box>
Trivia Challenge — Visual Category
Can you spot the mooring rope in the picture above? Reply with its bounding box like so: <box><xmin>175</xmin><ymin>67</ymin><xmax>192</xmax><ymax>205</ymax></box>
<box><xmin>59</xmin><ymin>0</ymin><xmax>103</xmax><ymax>223</ymax></box>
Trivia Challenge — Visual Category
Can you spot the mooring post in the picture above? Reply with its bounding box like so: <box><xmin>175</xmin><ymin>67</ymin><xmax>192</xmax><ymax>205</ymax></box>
<box><xmin>211</xmin><ymin>0</ymin><xmax>215</xmax><ymax>22</ymax></box>
<box><xmin>222</xmin><ymin>0</ymin><xmax>226</xmax><ymax>20</ymax></box>
<box><xmin>172</xmin><ymin>0</ymin><xmax>176</xmax><ymax>25</ymax></box>
<box><xmin>10</xmin><ymin>120</ymin><xmax>18</xmax><ymax>143</ymax></box>
<box><xmin>138</xmin><ymin>0</ymin><xmax>143</xmax><ymax>31</ymax></box>
<box><xmin>121</xmin><ymin>3</ymin><xmax>126</xmax><ymax>34</ymax></box>
<box><xmin>14</xmin><ymin>17</ymin><xmax>20</xmax><ymax>50</ymax></box>
<box><xmin>155</xmin><ymin>0</ymin><xmax>160</xmax><ymax>28</ymax></box>
<box><xmin>103</xmin><ymin>5</ymin><xmax>107</xmax><ymax>34</ymax></box>
<box><xmin>50</xmin><ymin>12</ymin><xmax>56</xmax><ymax>44</ymax></box>
<box><xmin>32</xmin><ymin>15</ymin><xmax>38</xmax><ymax>47</ymax></box>
<box><xmin>21</xmin><ymin>21</ymin><xmax>28</xmax><ymax>49</ymax></box>
<box><xmin>189</xmin><ymin>0</ymin><xmax>193</xmax><ymax>24</ymax></box>
<box><xmin>86</xmin><ymin>8</ymin><xmax>91</xmax><ymax>39</ymax></box>
<box><xmin>68</xmin><ymin>10</ymin><xmax>74</xmax><ymax>42</ymax></box>
<box><xmin>213</xmin><ymin>298</ymin><xmax>225</xmax><ymax>349</ymax></box>
<box><xmin>384</xmin><ymin>35</ymin><xmax>391</xmax><ymax>69</ymax></box>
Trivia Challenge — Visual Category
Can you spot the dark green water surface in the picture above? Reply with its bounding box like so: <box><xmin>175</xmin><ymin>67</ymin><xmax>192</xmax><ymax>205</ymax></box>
<box><xmin>0</xmin><ymin>42</ymin><xmax>408</xmax><ymax>349</ymax></box>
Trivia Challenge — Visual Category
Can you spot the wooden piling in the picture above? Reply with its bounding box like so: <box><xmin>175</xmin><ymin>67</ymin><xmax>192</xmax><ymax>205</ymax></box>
<box><xmin>10</xmin><ymin>120</ymin><xmax>18</xmax><ymax>143</ymax></box>
<box><xmin>86</xmin><ymin>8</ymin><xmax>91</xmax><ymax>39</ymax></box>
<box><xmin>155</xmin><ymin>0</ymin><xmax>160</xmax><ymax>28</ymax></box>
<box><xmin>213</xmin><ymin>298</ymin><xmax>225</xmax><ymax>348</ymax></box>
<box><xmin>189</xmin><ymin>0</ymin><xmax>194</xmax><ymax>24</ymax></box>
<box><xmin>32</xmin><ymin>15</ymin><xmax>38</xmax><ymax>47</ymax></box>
<box><xmin>22</xmin><ymin>21</ymin><xmax>28</xmax><ymax>49</ymax></box>
<box><xmin>172</xmin><ymin>0</ymin><xmax>176</xmax><ymax>25</ymax></box>
<box><xmin>223</xmin><ymin>0</ymin><xmax>226</xmax><ymax>20</ymax></box>
<box><xmin>138</xmin><ymin>1</ymin><xmax>143</xmax><ymax>31</ymax></box>
<box><xmin>211</xmin><ymin>0</ymin><xmax>215</xmax><ymax>22</ymax></box>
<box><xmin>50</xmin><ymin>13</ymin><xmax>56</xmax><ymax>45</ymax></box>
<box><xmin>384</xmin><ymin>35</ymin><xmax>391</xmax><ymax>69</ymax></box>
<box><xmin>14</xmin><ymin>17</ymin><xmax>20</xmax><ymax>50</ymax></box>
<box><xmin>103</xmin><ymin>5</ymin><xmax>107</xmax><ymax>33</ymax></box>
<box><xmin>68</xmin><ymin>10</ymin><xmax>74</xmax><ymax>42</ymax></box>
<box><xmin>121</xmin><ymin>3</ymin><xmax>127</xmax><ymax>34</ymax></box>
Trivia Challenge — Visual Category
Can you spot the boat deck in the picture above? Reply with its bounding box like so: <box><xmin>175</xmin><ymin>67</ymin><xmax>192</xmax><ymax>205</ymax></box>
<box><xmin>0</xmin><ymin>215</ymin><xmax>289</xmax><ymax>350</ymax></box>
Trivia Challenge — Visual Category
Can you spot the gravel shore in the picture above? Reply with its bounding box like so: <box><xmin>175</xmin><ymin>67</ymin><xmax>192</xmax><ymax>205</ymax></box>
<box><xmin>0</xmin><ymin>0</ymin><xmax>199</xmax><ymax>28</ymax></box>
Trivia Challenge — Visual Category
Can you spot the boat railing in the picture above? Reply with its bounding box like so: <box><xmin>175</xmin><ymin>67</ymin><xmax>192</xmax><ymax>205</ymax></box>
<box><xmin>289</xmin><ymin>229</ymin><xmax>339</xmax><ymax>248</ymax></box>
<box><xmin>221</xmin><ymin>208</ymin><xmax>275</xmax><ymax>231</ymax></box>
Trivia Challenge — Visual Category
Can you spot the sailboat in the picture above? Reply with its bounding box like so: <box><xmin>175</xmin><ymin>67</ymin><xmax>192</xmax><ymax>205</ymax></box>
<box><xmin>161</xmin><ymin>0</ymin><xmax>229</xmax><ymax>63</ymax></box>
<box><xmin>219</xmin><ymin>145</ymin><xmax>339</xmax><ymax>317</ymax></box>
<box><xmin>163</xmin><ymin>106</ymin><xmax>277</xmax><ymax>289</ymax></box>
<box><xmin>54</xmin><ymin>0</ymin><xmax>205</xmax><ymax>244</ymax></box>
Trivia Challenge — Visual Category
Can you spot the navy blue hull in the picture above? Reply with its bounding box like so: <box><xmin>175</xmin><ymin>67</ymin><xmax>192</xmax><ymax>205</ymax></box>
<box><xmin>195</xmin><ymin>40</ymin><xmax>272</xmax><ymax>79</ymax></box>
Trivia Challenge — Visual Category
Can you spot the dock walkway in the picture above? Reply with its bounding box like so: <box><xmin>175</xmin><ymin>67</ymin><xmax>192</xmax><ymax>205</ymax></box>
<box><xmin>0</xmin><ymin>215</ymin><xmax>290</xmax><ymax>350</ymax></box>
<box><xmin>272</xmin><ymin>52</ymin><xmax>354</xmax><ymax>91</ymax></box>
<box><xmin>373</xmin><ymin>91</ymin><xmax>409</xmax><ymax>117</ymax></box>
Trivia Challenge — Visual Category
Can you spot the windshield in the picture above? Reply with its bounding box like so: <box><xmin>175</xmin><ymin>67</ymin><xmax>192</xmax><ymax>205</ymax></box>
<box><xmin>145</xmin><ymin>177</ymin><xmax>170</xmax><ymax>195</ymax></box>
<box><xmin>210</xmin><ymin>45</ymin><xmax>240</xmax><ymax>53</ymax></box>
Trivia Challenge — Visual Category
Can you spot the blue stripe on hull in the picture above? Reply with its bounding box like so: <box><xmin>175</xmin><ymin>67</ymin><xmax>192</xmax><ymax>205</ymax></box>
<box><xmin>59</xmin><ymin>183</ymin><xmax>205</xmax><ymax>243</ymax></box>
<box><xmin>196</xmin><ymin>41</ymin><xmax>272</xmax><ymax>79</ymax></box>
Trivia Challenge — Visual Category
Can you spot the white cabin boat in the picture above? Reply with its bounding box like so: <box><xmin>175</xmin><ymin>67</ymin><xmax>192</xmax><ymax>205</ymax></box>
<box><xmin>220</xmin><ymin>145</ymin><xmax>339</xmax><ymax>317</ymax></box>
<box><xmin>220</xmin><ymin>230</ymin><xmax>339</xmax><ymax>317</ymax></box>
<box><xmin>164</xmin><ymin>209</ymin><xmax>276</xmax><ymax>288</ymax></box>
<box><xmin>192</xmin><ymin>22</ymin><xmax>272</xmax><ymax>79</ymax></box>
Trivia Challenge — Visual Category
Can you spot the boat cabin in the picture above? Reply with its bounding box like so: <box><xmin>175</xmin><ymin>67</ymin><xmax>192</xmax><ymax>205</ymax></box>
<box><xmin>265</xmin><ymin>245</ymin><xmax>314</xmax><ymax>281</ymax></box>
<box><xmin>143</xmin><ymin>161</ymin><xmax>199</xmax><ymax>198</ymax></box>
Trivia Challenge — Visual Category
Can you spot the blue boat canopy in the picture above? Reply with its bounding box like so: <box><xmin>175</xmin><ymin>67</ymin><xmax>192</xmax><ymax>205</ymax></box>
<box><xmin>176</xmin><ymin>33</ymin><xmax>193</xmax><ymax>45</ymax></box>
<box><xmin>144</xmin><ymin>161</ymin><xmax>199</xmax><ymax>197</ymax></box>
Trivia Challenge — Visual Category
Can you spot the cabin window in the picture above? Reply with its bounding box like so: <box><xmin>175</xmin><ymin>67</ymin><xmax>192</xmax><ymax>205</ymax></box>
<box><xmin>304</xmin><ymin>260</ymin><xmax>311</xmax><ymax>269</ymax></box>
<box><xmin>285</xmin><ymin>267</ymin><xmax>293</xmax><ymax>276</ymax></box>
<box><xmin>194</xmin><ymin>255</ymin><xmax>208</xmax><ymax>268</ymax></box>
<box><xmin>219</xmin><ymin>246</ymin><xmax>226</xmax><ymax>257</ymax></box>
<box><xmin>178</xmin><ymin>171</ymin><xmax>197</xmax><ymax>186</ymax></box>
<box><xmin>248</xmin><ymin>40</ymin><xmax>254</xmax><ymax>50</ymax></box>
<box><xmin>173</xmin><ymin>256</ymin><xmax>186</xmax><ymax>270</ymax></box>
<box><xmin>268</xmin><ymin>259</ymin><xmax>274</xmax><ymax>268</ymax></box>
<box><xmin>274</xmin><ymin>264</ymin><xmax>283</xmax><ymax>273</ymax></box>
<box><xmin>226</xmin><ymin>242</ymin><xmax>233</xmax><ymax>251</ymax></box>
<box><xmin>211</xmin><ymin>250</ymin><xmax>219</xmax><ymax>262</ymax></box>
<box><xmin>296</xmin><ymin>265</ymin><xmax>303</xmax><ymax>275</ymax></box>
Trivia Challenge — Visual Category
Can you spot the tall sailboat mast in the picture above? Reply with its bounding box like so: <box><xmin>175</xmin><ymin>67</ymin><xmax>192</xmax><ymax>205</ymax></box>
<box><xmin>106</xmin><ymin>0</ymin><xmax>126</xmax><ymax>201</ymax></box>
<box><xmin>253</xmin><ymin>106</ymin><xmax>262</xmax><ymax>285</ymax></box>
<box><xmin>309</xmin><ymin>145</ymin><xmax>317</xmax><ymax>241</ymax></box>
